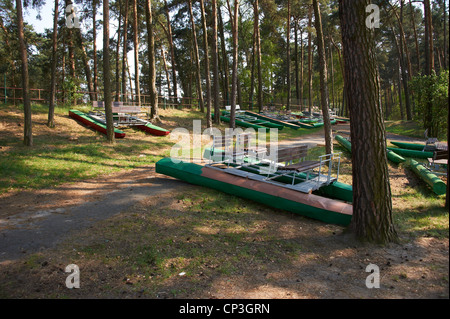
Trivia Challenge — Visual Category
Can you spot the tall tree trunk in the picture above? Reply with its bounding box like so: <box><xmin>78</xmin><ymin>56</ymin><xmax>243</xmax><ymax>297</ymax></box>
<box><xmin>286</xmin><ymin>0</ymin><xmax>291</xmax><ymax>110</ymax></box>
<box><xmin>300</xmin><ymin>27</ymin><xmax>304</xmax><ymax>111</ymax></box>
<box><xmin>218</xmin><ymin>8</ymin><xmax>229</xmax><ymax>107</ymax></box>
<box><xmin>161</xmin><ymin>48</ymin><xmax>171</xmax><ymax>98</ymax></box>
<box><xmin>164</xmin><ymin>0</ymin><xmax>178</xmax><ymax>104</ymax></box>
<box><xmin>103</xmin><ymin>0</ymin><xmax>115</xmax><ymax>143</ymax></box>
<box><xmin>424</xmin><ymin>0</ymin><xmax>435</xmax><ymax>135</ymax></box>
<box><xmin>78</xmin><ymin>31</ymin><xmax>95</xmax><ymax>101</ymax></box>
<box><xmin>331</xmin><ymin>37</ymin><xmax>347</xmax><ymax>116</ymax></box>
<box><xmin>121</xmin><ymin>0</ymin><xmax>129</xmax><ymax>103</ymax></box>
<box><xmin>249</xmin><ymin>10</ymin><xmax>256</xmax><ymax>111</ymax></box>
<box><xmin>16</xmin><ymin>0</ymin><xmax>32</xmax><ymax>146</ymax></box>
<box><xmin>446</xmin><ymin>76</ymin><xmax>449</xmax><ymax>208</ymax></box>
<box><xmin>424</xmin><ymin>0</ymin><xmax>435</xmax><ymax>75</ymax></box>
<box><xmin>188</xmin><ymin>0</ymin><xmax>205</xmax><ymax>113</ymax></box>
<box><xmin>444</xmin><ymin>0</ymin><xmax>447</xmax><ymax>70</ymax></box>
<box><xmin>93</xmin><ymin>1</ymin><xmax>98</xmax><ymax>100</ymax></box>
<box><xmin>294</xmin><ymin>19</ymin><xmax>300</xmax><ymax>107</ymax></box>
<box><xmin>312</xmin><ymin>0</ymin><xmax>333</xmax><ymax>155</ymax></box>
<box><xmin>48</xmin><ymin>0</ymin><xmax>59</xmax><ymax>128</ymax></box>
<box><xmin>397</xmin><ymin>62</ymin><xmax>404</xmax><ymax>120</ymax></box>
<box><xmin>227</xmin><ymin>0</ymin><xmax>240</xmax><ymax>129</ymax></box>
<box><xmin>409</xmin><ymin>0</ymin><xmax>420</xmax><ymax>73</ymax></box>
<box><xmin>66</xmin><ymin>0</ymin><xmax>76</xmax><ymax>104</ymax></box>
<box><xmin>392</xmin><ymin>2</ymin><xmax>412</xmax><ymax>120</ymax></box>
<box><xmin>330</xmin><ymin>40</ymin><xmax>335</xmax><ymax>110</ymax></box>
<box><xmin>61</xmin><ymin>39</ymin><xmax>66</xmax><ymax>104</ymax></box>
<box><xmin>145</xmin><ymin>0</ymin><xmax>159</xmax><ymax>121</ymax></box>
<box><xmin>200</xmin><ymin>0</ymin><xmax>212</xmax><ymax>128</ymax></box>
<box><xmin>339</xmin><ymin>0</ymin><xmax>397</xmax><ymax>244</ymax></box>
<box><xmin>115</xmin><ymin>0</ymin><xmax>122</xmax><ymax>102</ymax></box>
<box><xmin>255</xmin><ymin>0</ymin><xmax>263</xmax><ymax>112</ymax></box>
<box><xmin>132</xmin><ymin>0</ymin><xmax>141</xmax><ymax>106</ymax></box>
<box><xmin>212</xmin><ymin>0</ymin><xmax>221</xmax><ymax>124</ymax></box>
<box><xmin>307</xmin><ymin>3</ymin><xmax>313</xmax><ymax>115</ymax></box>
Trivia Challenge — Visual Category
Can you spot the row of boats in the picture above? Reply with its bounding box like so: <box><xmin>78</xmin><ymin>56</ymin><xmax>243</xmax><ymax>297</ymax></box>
<box><xmin>219</xmin><ymin>110</ymin><xmax>350</xmax><ymax>131</ymax></box>
<box><xmin>335</xmin><ymin>135</ymin><xmax>447</xmax><ymax>195</ymax></box>
<box><xmin>69</xmin><ymin>109</ymin><xmax>171</xmax><ymax>138</ymax></box>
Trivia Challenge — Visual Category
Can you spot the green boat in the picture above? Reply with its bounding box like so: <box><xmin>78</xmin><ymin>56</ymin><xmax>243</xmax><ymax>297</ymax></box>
<box><xmin>387</xmin><ymin>147</ymin><xmax>433</xmax><ymax>159</ymax></box>
<box><xmin>155</xmin><ymin>158</ymin><xmax>353</xmax><ymax>226</ymax></box>
<box><xmin>69</xmin><ymin>109</ymin><xmax>126</xmax><ymax>138</ymax></box>
<box><xmin>221</xmin><ymin>111</ymin><xmax>284</xmax><ymax>130</ymax></box>
<box><xmin>390</xmin><ymin>141</ymin><xmax>425</xmax><ymax>151</ymax></box>
<box><xmin>335</xmin><ymin>135</ymin><xmax>405</xmax><ymax>164</ymax></box>
<box><xmin>244</xmin><ymin>111</ymin><xmax>302</xmax><ymax>129</ymax></box>
<box><xmin>215</xmin><ymin>115</ymin><xmax>270</xmax><ymax>131</ymax></box>
<box><xmin>408</xmin><ymin>159</ymin><xmax>446</xmax><ymax>195</ymax></box>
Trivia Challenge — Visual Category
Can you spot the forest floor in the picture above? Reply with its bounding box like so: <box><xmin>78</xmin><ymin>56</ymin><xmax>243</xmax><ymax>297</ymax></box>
<box><xmin>0</xmin><ymin>105</ymin><xmax>448</xmax><ymax>300</ymax></box>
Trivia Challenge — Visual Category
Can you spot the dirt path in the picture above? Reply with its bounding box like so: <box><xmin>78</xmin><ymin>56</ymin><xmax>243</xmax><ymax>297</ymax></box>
<box><xmin>0</xmin><ymin>166</ymin><xmax>192</xmax><ymax>262</ymax></box>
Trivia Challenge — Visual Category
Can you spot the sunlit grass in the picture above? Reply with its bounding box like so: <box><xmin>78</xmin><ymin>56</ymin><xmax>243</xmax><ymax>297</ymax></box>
<box><xmin>385</xmin><ymin>120</ymin><xmax>425</xmax><ymax>139</ymax></box>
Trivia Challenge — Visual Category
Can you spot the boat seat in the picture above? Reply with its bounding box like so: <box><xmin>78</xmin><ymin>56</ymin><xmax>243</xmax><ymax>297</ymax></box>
<box><xmin>277</xmin><ymin>160</ymin><xmax>322</xmax><ymax>173</ymax></box>
<box><xmin>275</xmin><ymin>145</ymin><xmax>321</xmax><ymax>175</ymax></box>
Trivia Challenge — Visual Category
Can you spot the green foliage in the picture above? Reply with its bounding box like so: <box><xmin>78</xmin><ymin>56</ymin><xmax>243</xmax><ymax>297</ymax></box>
<box><xmin>410</xmin><ymin>71</ymin><xmax>449</xmax><ymax>139</ymax></box>
<box><xmin>61</xmin><ymin>77</ymin><xmax>83</xmax><ymax>106</ymax></box>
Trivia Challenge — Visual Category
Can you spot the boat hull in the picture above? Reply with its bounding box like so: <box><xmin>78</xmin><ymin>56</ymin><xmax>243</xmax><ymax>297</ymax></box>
<box><xmin>244</xmin><ymin>111</ymin><xmax>302</xmax><ymax>129</ymax></box>
<box><xmin>155</xmin><ymin>158</ymin><xmax>353</xmax><ymax>226</ymax></box>
<box><xmin>136</xmin><ymin>122</ymin><xmax>170</xmax><ymax>136</ymax></box>
<box><xmin>69</xmin><ymin>110</ymin><xmax>126</xmax><ymax>138</ymax></box>
<box><xmin>387</xmin><ymin>147</ymin><xmax>433</xmax><ymax>159</ymax></box>
<box><xmin>390</xmin><ymin>141</ymin><xmax>425</xmax><ymax>151</ymax></box>
<box><xmin>335</xmin><ymin>135</ymin><xmax>405</xmax><ymax>164</ymax></box>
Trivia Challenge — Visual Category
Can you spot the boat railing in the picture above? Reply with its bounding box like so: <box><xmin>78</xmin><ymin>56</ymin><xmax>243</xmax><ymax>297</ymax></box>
<box><xmin>317</xmin><ymin>153</ymin><xmax>342</xmax><ymax>186</ymax></box>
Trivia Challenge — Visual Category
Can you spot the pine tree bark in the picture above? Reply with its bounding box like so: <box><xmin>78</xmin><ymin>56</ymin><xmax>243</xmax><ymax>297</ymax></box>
<box><xmin>93</xmin><ymin>0</ymin><xmax>99</xmax><ymax>100</ymax></box>
<box><xmin>307</xmin><ymin>4</ymin><xmax>313</xmax><ymax>115</ymax></box>
<box><xmin>409</xmin><ymin>0</ymin><xmax>420</xmax><ymax>73</ymax></box>
<box><xmin>48</xmin><ymin>0</ymin><xmax>59</xmax><ymax>128</ymax></box>
<box><xmin>250</xmin><ymin>9</ymin><xmax>256</xmax><ymax>111</ymax></box>
<box><xmin>424</xmin><ymin>0</ymin><xmax>435</xmax><ymax>136</ymax></box>
<box><xmin>78</xmin><ymin>31</ymin><xmax>95</xmax><ymax>102</ymax></box>
<box><xmin>164</xmin><ymin>0</ymin><xmax>178</xmax><ymax>104</ymax></box>
<box><xmin>286</xmin><ymin>0</ymin><xmax>291</xmax><ymax>110</ymax></box>
<box><xmin>145</xmin><ymin>0</ymin><xmax>159</xmax><ymax>121</ymax></box>
<box><xmin>294</xmin><ymin>19</ymin><xmax>300</xmax><ymax>107</ymax></box>
<box><xmin>103</xmin><ymin>0</ymin><xmax>115</xmax><ymax>143</ymax></box>
<box><xmin>115</xmin><ymin>0</ymin><xmax>122</xmax><ymax>102</ymax></box>
<box><xmin>121</xmin><ymin>0</ymin><xmax>129</xmax><ymax>103</ymax></box>
<box><xmin>16</xmin><ymin>0</ymin><xmax>32</xmax><ymax>146</ymax></box>
<box><xmin>313</xmin><ymin>0</ymin><xmax>333</xmax><ymax>156</ymax></box>
<box><xmin>339</xmin><ymin>0</ymin><xmax>397</xmax><ymax>243</ymax></box>
<box><xmin>200</xmin><ymin>0</ymin><xmax>212</xmax><ymax>128</ymax></box>
<box><xmin>227</xmin><ymin>0</ymin><xmax>240</xmax><ymax>129</ymax></box>
<box><xmin>188</xmin><ymin>0</ymin><xmax>205</xmax><ymax>113</ymax></box>
<box><xmin>212</xmin><ymin>0</ymin><xmax>221</xmax><ymax>124</ymax></box>
<box><xmin>132</xmin><ymin>0</ymin><xmax>141</xmax><ymax>106</ymax></box>
<box><xmin>255</xmin><ymin>0</ymin><xmax>263</xmax><ymax>112</ymax></box>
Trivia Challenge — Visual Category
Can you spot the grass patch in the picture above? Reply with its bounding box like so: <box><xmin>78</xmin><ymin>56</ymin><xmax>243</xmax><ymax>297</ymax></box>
<box><xmin>385</xmin><ymin>120</ymin><xmax>425</xmax><ymax>139</ymax></box>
